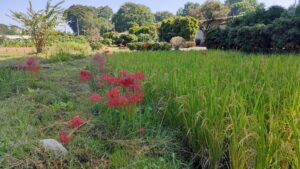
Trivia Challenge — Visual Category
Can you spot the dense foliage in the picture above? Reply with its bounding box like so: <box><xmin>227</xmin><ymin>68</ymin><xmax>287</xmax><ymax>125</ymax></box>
<box><xmin>159</xmin><ymin>16</ymin><xmax>199</xmax><ymax>42</ymax></box>
<box><xmin>112</xmin><ymin>3</ymin><xmax>155</xmax><ymax>32</ymax></box>
<box><xmin>205</xmin><ymin>6</ymin><xmax>300</xmax><ymax>52</ymax></box>
<box><xmin>127</xmin><ymin>42</ymin><xmax>172</xmax><ymax>51</ymax></box>
<box><xmin>129</xmin><ymin>25</ymin><xmax>157</xmax><ymax>40</ymax></box>
<box><xmin>154</xmin><ymin>11</ymin><xmax>174</xmax><ymax>22</ymax></box>
<box><xmin>65</xmin><ymin>5</ymin><xmax>113</xmax><ymax>35</ymax></box>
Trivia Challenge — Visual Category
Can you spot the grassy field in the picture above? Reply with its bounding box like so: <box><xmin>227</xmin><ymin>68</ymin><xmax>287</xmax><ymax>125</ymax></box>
<box><xmin>107</xmin><ymin>50</ymin><xmax>300</xmax><ymax>169</ymax></box>
<box><xmin>1</xmin><ymin>50</ymin><xmax>300</xmax><ymax>169</ymax></box>
<box><xmin>0</xmin><ymin>56</ymin><xmax>188</xmax><ymax>168</ymax></box>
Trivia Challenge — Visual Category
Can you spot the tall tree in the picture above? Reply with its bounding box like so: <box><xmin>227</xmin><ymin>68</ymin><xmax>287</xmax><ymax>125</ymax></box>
<box><xmin>225</xmin><ymin>0</ymin><xmax>258</xmax><ymax>15</ymax></box>
<box><xmin>177</xmin><ymin>2</ymin><xmax>202</xmax><ymax>19</ymax></box>
<box><xmin>11</xmin><ymin>0</ymin><xmax>64</xmax><ymax>53</ymax></box>
<box><xmin>112</xmin><ymin>2</ymin><xmax>155</xmax><ymax>32</ymax></box>
<box><xmin>201</xmin><ymin>0</ymin><xmax>230</xmax><ymax>30</ymax></box>
<box><xmin>0</xmin><ymin>24</ymin><xmax>10</xmax><ymax>35</ymax></box>
<box><xmin>97</xmin><ymin>6</ymin><xmax>113</xmax><ymax>20</ymax></box>
<box><xmin>65</xmin><ymin>5</ymin><xmax>97</xmax><ymax>35</ymax></box>
<box><xmin>155</xmin><ymin>11</ymin><xmax>174</xmax><ymax>22</ymax></box>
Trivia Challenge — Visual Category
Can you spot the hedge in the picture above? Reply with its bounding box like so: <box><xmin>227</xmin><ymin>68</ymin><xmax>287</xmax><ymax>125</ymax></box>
<box><xmin>127</xmin><ymin>42</ymin><xmax>171</xmax><ymax>51</ymax></box>
<box><xmin>159</xmin><ymin>16</ymin><xmax>199</xmax><ymax>42</ymax></box>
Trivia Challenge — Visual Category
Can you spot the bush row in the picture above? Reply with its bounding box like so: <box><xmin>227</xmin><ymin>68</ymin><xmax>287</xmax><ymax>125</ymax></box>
<box><xmin>127</xmin><ymin>42</ymin><xmax>172</xmax><ymax>51</ymax></box>
<box><xmin>205</xmin><ymin>7</ymin><xmax>300</xmax><ymax>52</ymax></box>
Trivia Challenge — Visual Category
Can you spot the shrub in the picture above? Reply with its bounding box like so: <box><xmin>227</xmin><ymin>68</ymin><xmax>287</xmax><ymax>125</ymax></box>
<box><xmin>127</xmin><ymin>42</ymin><xmax>171</xmax><ymax>51</ymax></box>
<box><xmin>88</xmin><ymin>41</ymin><xmax>103</xmax><ymax>50</ymax></box>
<box><xmin>115</xmin><ymin>34</ymin><xmax>138</xmax><ymax>45</ymax></box>
<box><xmin>129</xmin><ymin>25</ymin><xmax>157</xmax><ymax>39</ymax></box>
<box><xmin>159</xmin><ymin>16</ymin><xmax>199</xmax><ymax>42</ymax></box>
<box><xmin>170</xmin><ymin>36</ymin><xmax>185</xmax><ymax>50</ymax></box>
<box><xmin>101</xmin><ymin>38</ymin><xmax>113</xmax><ymax>46</ymax></box>
<box><xmin>137</xmin><ymin>34</ymin><xmax>152</xmax><ymax>42</ymax></box>
<box><xmin>103</xmin><ymin>32</ymin><xmax>120</xmax><ymax>44</ymax></box>
<box><xmin>268</xmin><ymin>17</ymin><xmax>300</xmax><ymax>51</ymax></box>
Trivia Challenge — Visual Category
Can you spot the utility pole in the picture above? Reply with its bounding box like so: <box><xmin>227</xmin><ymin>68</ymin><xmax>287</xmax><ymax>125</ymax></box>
<box><xmin>76</xmin><ymin>17</ymin><xmax>79</xmax><ymax>35</ymax></box>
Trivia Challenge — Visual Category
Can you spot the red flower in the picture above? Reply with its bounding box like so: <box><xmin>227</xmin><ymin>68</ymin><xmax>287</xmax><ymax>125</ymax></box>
<box><xmin>100</xmin><ymin>75</ymin><xmax>119</xmax><ymax>84</ymax></box>
<box><xmin>108</xmin><ymin>87</ymin><xmax>120</xmax><ymax>98</ymax></box>
<box><xmin>59</xmin><ymin>132</ymin><xmax>72</xmax><ymax>144</ymax></box>
<box><xmin>89</xmin><ymin>93</ymin><xmax>103</xmax><ymax>102</ymax></box>
<box><xmin>25</xmin><ymin>57</ymin><xmax>36</xmax><ymax>66</ymax></box>
<box><xmin>107</xmin><ymin>96</ymin><xmax>128</xmax><ymax>107</ymax></box>
<box><xmin>69</xmin><ymin>115</ymin><xmax>85</xmax><ymax>128</ymax></box>
<box><xmin>138</xmin><ymin>128</ymin><xmax>146</xmax><ymax>135</ymax></box>
<box><xmin>20</xmin><ymin>57</ymin><xmax>42</xmax><ymax>72</ymax></box>
<box><xmin>144</xmin><ymin>43</ymin><xmax>149</xmax><ymax>49</ymax></box>
<box><xmin>80</xmin><ymin>70</ymin><xmax>92</xmax><ymax>81</ymax></box>
<box><xmin>93</xmin><ymin>54</ymin><xmax>105</xmax><ymax>66</ymax></box>
<box><xmin>127</xmin><ymin>92</ymin><xmax>144</xmax><ymax>104</ymax></box>
<box><xmin>118</xmin><ymin>76</ymin><xmax>136</xmax><ymax>88</ymax></box>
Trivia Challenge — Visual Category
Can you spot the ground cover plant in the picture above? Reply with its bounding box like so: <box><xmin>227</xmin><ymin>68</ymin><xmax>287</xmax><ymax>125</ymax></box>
<box><xmin>107</xmin><ymin>50</ymin><xmax>300</xmax><ymax>169</ymax></box>
<box><xmin>0</xmin><ymin>53</ymin><xmax>188</xmax><ymax>168</ymax></box>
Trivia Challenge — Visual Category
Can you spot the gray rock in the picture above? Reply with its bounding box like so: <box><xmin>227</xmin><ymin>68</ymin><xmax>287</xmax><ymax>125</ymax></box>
<box><xmin>40</xmin><ymin>139</ymin><xmax>68</xmax><ymax>156</ymax></box>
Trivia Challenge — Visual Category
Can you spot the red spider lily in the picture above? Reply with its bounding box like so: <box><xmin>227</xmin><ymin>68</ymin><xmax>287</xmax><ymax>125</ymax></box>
<box><xmin>138</xmin><ymin>128</ymin><xmax>146</xmax><ymax>135</ymax></box>
<box><xmin>126</xmin><ymin>92</ymin><xmax>144</xmax><ymax>104</ymax></box>
<box><xmin>89</xmin><ymin>93</ymin><xmax>103</xmax><ymax>102</ymax></box>
<box><xmin>100</xmin><ymin>75</ymin><xmax>119</xmax><ymax>84</ymax></box>
<box><xmin>144</xmin><ymin>43</ymin><xmax>149</xmax><ymax>49</ymax></box>
<box><xmin>20</xmin><ymin>57</ymin><xmax>42</xmax><ymax>72</ymax></box>
<box><xmin>107</xmin><ymin>96</ymin><xmax>128</xmax><ymax>107</ymax></box>
<box><xmin>25</xmin><ymin>57</ymin><xmax>36</xmax><ymax>66</ymax></box>
<box><xmin>108</xmin><ymin>87</ymin><xmax>120</xmax><ymax>98</ymax></box>
<box><xmin>117</xmin><ymin>71</ymin><xmax>144</xmax><ymax>89</ymax></box>
<box><xmin>93</xmin><ymin>54</ymin><xmax>105</xmax><ymax>66</ymax></box>
<box><xmin>80</xmin><ymin>70</ymin><xmax>92</xmax><ymax>81</ymax></box>
<box><xmin>69</xmin><ymin>115</ymin><xmax>85</xmax><ymax>128</ymax></box>
<box><xmin>59</xmin><ymin>132</ymin><xmax>72</xmax><ymax>144</ymax></box>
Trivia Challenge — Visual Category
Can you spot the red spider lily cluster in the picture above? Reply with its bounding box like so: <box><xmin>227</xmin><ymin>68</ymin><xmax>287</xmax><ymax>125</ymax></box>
<box><xmin>19</xmin><ymin>57</ymin><xmax>42</xmax><ymax>72</ymax></box>
<box><xmin>82</xmin><ymin>54</ymin><xmax>145</xmax><ymax>108</ymax></box>
<box><xmin>144</xmin><ymin>43</ymin><xmax>149</xmax><ymax>49</ymax></box>
<box><xmin>58</xmin><ymin>115</ymin><xmax>85</xmax><ymax>144</ymax></box>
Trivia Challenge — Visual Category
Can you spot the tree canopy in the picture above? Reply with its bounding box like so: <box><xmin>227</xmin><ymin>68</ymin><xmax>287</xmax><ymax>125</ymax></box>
<box><xmin>177</xmin><ymin>2</ymin><xmax>202</xmax><ymax>20</ymax></box>
<box><xmin>225</xmin><ymin>0</ymin><xmax>258</xmax><ymax>15</ymax></box>
<box><xmin>112</xmin><ymin>2</ymin><xmax>155</xmax><ymax>32</ymax></box>
<box><xmin>154</xmin><ymin>11</ymin><xmax>174</xmax><ymax>22</ymax></box>
<box><xmin>97</xmin><ymin>6</ymin><xmax>113</xmax><ymax>19</ymax></box>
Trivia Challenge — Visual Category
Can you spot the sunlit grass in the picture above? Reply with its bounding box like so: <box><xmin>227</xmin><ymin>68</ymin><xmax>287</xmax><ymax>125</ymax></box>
<box><xmin>108</xmin><ymin>50</ymin><xmax>300</xmax><ymax>168</ymax></box>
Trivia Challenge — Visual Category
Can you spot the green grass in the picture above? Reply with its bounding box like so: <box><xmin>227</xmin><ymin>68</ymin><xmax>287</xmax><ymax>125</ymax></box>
<box><xmin>107</xmin><ymin>50</ymin><xmax>300</xmax><ymax>169</ymax></box>
<box><xmin>0</xmin><ymin>57</ymin><xmax>188</xmax><ymax>168</ymax></box>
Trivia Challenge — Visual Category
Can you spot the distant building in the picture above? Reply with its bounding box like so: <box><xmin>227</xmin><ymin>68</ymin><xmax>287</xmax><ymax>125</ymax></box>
<box><xmin>0</xmin><ymin>35</ymin><xmax>31</xmax><ymax>39</ymax></box>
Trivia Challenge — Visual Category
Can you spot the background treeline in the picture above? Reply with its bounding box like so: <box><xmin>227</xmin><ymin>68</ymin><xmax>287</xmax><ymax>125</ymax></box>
<box><xmin>205</xmin><ymin>5</ymin><xmax>300</xmax><ymax>52</ymax></box>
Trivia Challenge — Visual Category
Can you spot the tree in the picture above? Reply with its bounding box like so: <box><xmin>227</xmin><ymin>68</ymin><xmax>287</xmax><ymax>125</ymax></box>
<box><xmin>65</xmin><ymin>5</ymin><xmax>97</xmax><ymax>35</ymax></box>
<box><xmin>97</xmin><ymin>6</ymin><xmax>113</xmax><ymax>20</ymax></box>
<box><xmin>0</xmin><ymin>24</ymin><xmax>10</xmax><ymax>35</ymax></box>
<box><xmin>200</xmin><ymin>0</ymin><xmax>230</xmax><ymax>30</ymax></box>
<box><xmin>154</xmin><ymin>11</ymin><xmax>174</xmax><ymax>22</ymax></box>
<box><xmin>225</xmin><ymin>0</ymin><xmax>258</xmax><ymax>15</ymax></box>
<box><xmin>177</xmin><ymin>2</ymin><xmax>202</xmax><ymax>19</ymax></box>
<box><xmin>112</xmin><ymin>2</ymin><xmax>155</xmax><ymax>32</ymax></box>
<box><xmin>159</xmin><ymin>16</ymin><xmax>199</xmax><ymax>42</ymax></box>
<box><xmin>11</xmin><ymin>0</ymin><xmax>64</xmax><ymax>53</ymax></box>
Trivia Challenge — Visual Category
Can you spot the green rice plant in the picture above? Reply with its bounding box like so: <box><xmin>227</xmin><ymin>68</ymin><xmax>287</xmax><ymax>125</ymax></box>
<box><xmin>107</xmin><ymin>50</ymin><xmax>300</xmax><ymax>169</ymax></box>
